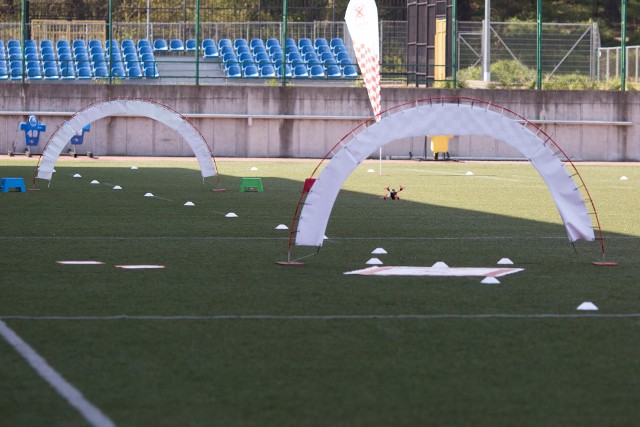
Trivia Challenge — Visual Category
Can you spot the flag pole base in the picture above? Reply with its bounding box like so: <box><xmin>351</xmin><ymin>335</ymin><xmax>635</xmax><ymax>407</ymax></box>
<box><xmin>276</xmin><ymin>261</ymin><xmax>305</xmax><ymax>266</ymax></box>
<box><xmin>592</xmin><ymin>261</ymin><xmax>619</xmax><ymax>267</ymax></box>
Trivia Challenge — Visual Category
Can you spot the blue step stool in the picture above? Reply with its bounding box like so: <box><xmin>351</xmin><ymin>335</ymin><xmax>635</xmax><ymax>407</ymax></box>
<box><xmin>1</xmin><ymin>177</ymin><xmax>27</xmax><ymax>192</ymax></box>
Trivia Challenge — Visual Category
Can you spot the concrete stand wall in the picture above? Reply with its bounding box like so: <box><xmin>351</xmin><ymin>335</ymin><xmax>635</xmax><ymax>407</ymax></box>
<box><xmin>0</xmin><ymin>84</ymin><xmax>637</xmax><ymax>161</ymax></box>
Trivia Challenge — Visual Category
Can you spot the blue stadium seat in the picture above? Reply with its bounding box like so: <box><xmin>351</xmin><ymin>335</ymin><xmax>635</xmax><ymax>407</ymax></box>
<box><xmin>8</xmin><ymin>39</ymin><xmax>20</xmax><ymax>50</ymax></box>
<box><xmin>317</xmin><ymin>45</ymin><xmax>331</xmax><ymax>56</ymax></box>
<box><xmin>298</xmin><ymin>38</ymin><xmax>312</xmax><ymax>50</ymax></box>
<box><xmin>285</xmin><ymin>38</ymin><xmax>296</xmax><ymax>48</ymax></box>
<box><xmin>260</xmin><ymin>65</ymin><xmax>275</xmax><ymax>77</ymax></box>
<box><xmin>255</xmin><ymin>52</ymin><xmax>270</xmax><ymax>63</ymax></box>
<box><xmin>239</xmin><ymin>52</ymin><xmax>253</xmax><ymax>63</ymax></box>
<box><xmin>337</xmin><ymin>51</ymin><xmax>351</xmax><ymax>63</ymax></box>
<box><xmin>153</xmin><ymin>39</ymin><xmax>169</xmax><ymax>52</ymax></box>
<box><xmin>57</xmin><ymin>40</ymin><xmax>70</xmax><ymax>50</ymax></box>
<box><xmin>60</xmin><ymin>63</ymin><xmax>76</xmax><ymax>79</ymax></box>
<box><xmin>94</xmin><ymin>67</ymin><xmax>108</xmax><ymax>78</ymax></box>
<box><xmin>252</xmin><ymin>46</ymin><xmax>266</xmax><ymax>56</ymax></box>
<box><xmin>170</xmin><ymin>39</ymin><xmax>185</xmax><ymax>52</ymax></box>
<box><xmin>144</xmin><ymin>65</ymin><xmax>160</xmax><ymax>78</ymax></box>
<box><xmin>276</xmin><ymin>64</ymin><xmax>292</xmax><ymax>78</ymax></box>
<box><xmin>330</xmin><ymin>38</ymin><xmax>345</xmax><ymax>49</ymax></box>
<box><xmin>89</xmin><ymin>40</ymin><xmax>103</xmax><ymax>50</ymax></box>
<box><xmin>314</xmin><ymin>38</ymin><xmax>329</xmax><ymax>49</ymax></box>
<box><xmin>139</xmin><ymin>46</ymin><xmax>152</xmax><ymax>56</ymax></box>
<box><xmin>234</xmin><ymin>39</ymin><xmax>248</xmax><ymax>50</ymax></box>
<box><xmin>250</xmin><ymin>38</ymin><xmax>264</xmax><ymax>51</ymax></box>
<box><xmin>43</xmin><ymin>66</ymin><xmax>59</xmax><ymax>80</ymax></box>
<box><xmin>202</xmin><ymin>38</ymin><xmax>215</xmax><ymax>49</ymax></box>
<box><xmin>333</xmin><ymin>45</ymin><xmax>347</xmax><ymax>55</ymax></box>
<box><xmin>25</xmin><ymin>46</ymin><xmax>38</xmax><ymax>56</ymax></box>
<box><xmin>266</xmin><ymin>38</ymin><xmax>280</xmax><ymax>49</ymax></box>
<box><xmin>0</xmin><ymin>63</ymin><xmax>10</xmax><ymax>80</ymax></box>
<box><xmin>203</xmin><ymin>45</ymin><xmax>218</xmax><ymax>59</ymax></box>
<box><xmin>219</xmin><ymin>38</ymin><xmax>232</xmax><ymax>49</ymax></box>
<box><xmin>293</xmin><ymin>64</ymin><xmax>308</xmax><ymax>78</ymax></box>
<box><xmin>323</xmin><ymin>58</ymin><xmax>338</xmax><ymax>68</ymax></box>
<box><xmin>271</xmin><ymin>52</ymin><xmax>284</xmax><ymax>63</ymax></box>
<box><xmin>40</xmin><ymin>40</ymin><xmax>54</xmax><ymax>50</ymax></box>
<box><xmin>227</xmin><ymin>65</ymin><xmax>241</xmax><ymax>78</ymax></box>
<box><xmin>237</xmin><ymin>45</ymin><xmax>250</xmax><ymax>56</ymax></box>
<box><xmin>291</xmin><ymin>58</ymin><xmax>305</xmax><ymax>68</ymax></box>
<box><xmin>111</xmin><ymin>67</ymin><xmax>125</xmax><ymax>78</ymax></box>
<box><xmin>269</xmin><ymin>45</ymin><xmax>282</xmax><ymax>57</ymax></box>
<box><xmin>185</xmin><ymin>39</ymin><xmax>197</xmax><ymax>51</ymax></box>
<box><xmin>78</xmin><ymin>66</ymin><xmax>92</xmax><ymax>79</ymax></box>
<box><xmin>326</xmin><ymin>65</ymin><xmax>342</xmax><ymax>78</ymax></box>
<box><xmin>137</xmin><ymin>39</ymin><xmax>151</xmax><ymax>50</ymax></box>
<box><xmin>342</xmin><ymin>64</ymin><xmax>358</xmax><ymax>78</ymax></box>
<box><xmin>128</xmin><ymin>66</ymin><xmax>142</xmax><ymax>78</ymax></box>
<box><xmin>121</xmin><ymin>39</ymin><xmax>135</xmax><ymax>50</ymax></box>
<box><xmin>301</xmin><ymin>45</ymin><xmax>315</xmax><ymax>55</ymax></box>
<box><xmin>305</xmin><ymin>52</ymin><xmax>319</xmax><ymax>63</ymax></box>
<box><xmin>310</xmin><ymin>65</ymin><xmax>325</xmax><ymax>78</ymax></box>
<box><xmin>287</xmin><ymin>52</ymin><xmax>302</xmax><ymax>63</ymax></box>
<box><xmin>10</xmin><ymin>65</ymin><xmax>22</xmax><ymax>80</ymax></box>
<box><xmin>244</xmin><ymin>65</ymin><xmax>259</xmax><ymax>78</ymax></box>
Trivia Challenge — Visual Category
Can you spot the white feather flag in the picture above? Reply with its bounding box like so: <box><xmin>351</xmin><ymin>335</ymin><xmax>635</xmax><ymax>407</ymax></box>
<box><xmin>345</xmin><ymin>0</ymin><xmax>381</xmax><ymax>121</ymax></box>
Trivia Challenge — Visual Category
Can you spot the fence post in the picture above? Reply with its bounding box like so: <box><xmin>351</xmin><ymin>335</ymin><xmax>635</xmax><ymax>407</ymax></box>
<box><xmin>451</xmin><ymin>0</ymin><xmax>457</xmax><ymax>87</ymax></box>
<box><xmin>621</xmin><ymin>0</ymin><xmax>626</xmax><ymax>91</ymax></box>
<box><xmin>536</xmin><ymin>0</ymin><xmax>542</xmax><ymax>90</ymax></box>
<box><xmin>281</xmin><ymin>0</ymin><xmax>288</xmax><ymax>86</ymax></box>
<box><xmin>195</xmin><ymin>0</ymin><xmax>200</xmax><ymax>86</ymax></box>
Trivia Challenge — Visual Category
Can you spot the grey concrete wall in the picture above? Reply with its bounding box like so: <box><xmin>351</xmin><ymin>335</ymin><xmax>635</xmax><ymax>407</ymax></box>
<box><xmin>0</xmin><ymin>83</ymin><xmax>638</xmax><ymax>161</ymax></box>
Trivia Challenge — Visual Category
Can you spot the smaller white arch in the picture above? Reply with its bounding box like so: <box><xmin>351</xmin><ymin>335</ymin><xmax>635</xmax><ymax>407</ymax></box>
<box><xmin>36</xmin><ymin>99</ymin><xmax>216</xmax><ymax>181</ymax></box>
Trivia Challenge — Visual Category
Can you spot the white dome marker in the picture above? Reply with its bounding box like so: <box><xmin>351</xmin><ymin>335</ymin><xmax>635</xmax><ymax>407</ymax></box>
<box><xmin>113</xmin><ymin>185</ymin><xmax>122</xmax><ymax>190</ymax></box>
<box><xmin>371</xmin><ymin>248</ymin><xmax>387</xmax><ymax>255</ymax></box>
<box><xmin>620</xmin><ymin>176</ymin><xmax>628</xmax><ymax>181</ymax></box>
<box><xmin>184</xmin><ymin>201</ymin><xmax>195</xmax><ymax>206</ymax></box>
<box><xmin>497</xmin><ymin>258</ymin><xmax>514</xmax><ymax>265</ymax></box>
<box><xmin>144</xmin><ymin>192</ymin><xmax>154</xmax><ymax>197</ymax></box>
<box><xmin>131</xmin><ymin>166</ymin><xmax>138</xmax><ymax>170</ymax></box>
<box><xmin>73</xmin><ymin>173</ymin><xmax>81</xmax><ymax>178</ymax></box>
<box><xmin>577</xmin><ymin>301</ymin><xmax>598</xmax><ymax>311</ymax></box>
<box><xmin>90</xmin><ymin>180</ymin><xmax>100</xmax><ymax>184</ymax></box>
<box><xmin>366</xmin><ymin>257</ymin><xmax>383</xmax><ymax>265</ymax></box>
<box><xmin>432</xmin><ymin>261</ymin><xmax>449</xmax><ymax>269</ymax></box>
<box><xmin>275</xmin><ymin>224</ymin><xmax>288</xmax><ymax>230</ymax></box>
<box><xmin>225</xmin><ymin>212</ymin><xmax>238</xmax><ymax>218</ymax></box>
<box><xmin>465</xmin><ymin>171</ymin><xmax>474</xmax><ymax>176</ymax></box>
<box><xmin>481</xmin><ymin>277</ymin><xmax>501</xmax><ymax>284</ymax></box>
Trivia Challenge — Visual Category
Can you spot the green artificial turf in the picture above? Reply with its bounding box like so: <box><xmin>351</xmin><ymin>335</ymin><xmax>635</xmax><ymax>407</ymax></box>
<box><xmin>1</xmin><ymin>157</ymin><xmax>639</xmax><ymax>426</ymax></box>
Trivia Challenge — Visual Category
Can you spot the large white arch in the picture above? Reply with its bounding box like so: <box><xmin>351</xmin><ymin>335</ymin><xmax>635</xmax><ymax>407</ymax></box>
<box><xmin>36</xmin><ymin>99</ymin><xmax>216</xmax><ymax>181</ymax></box>
<box><xmin>295</xmin><ymin>99</ymin><xmax>596</xmax><ymax>247</ymax></box>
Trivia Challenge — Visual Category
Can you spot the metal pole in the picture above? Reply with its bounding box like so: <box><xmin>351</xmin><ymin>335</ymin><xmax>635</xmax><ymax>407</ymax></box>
<box><xmin>108</xmin><ymin>0</ymin><xmax>112</xmax><ymax>84</ymax></box>
<box><xmin>482</xmin><ymin>0</ymin><xmax>490</xmax><ymax>82</ymax></box>
<box><xmin>281</xmin><ymin>0</ymin><xmax>288</xmax><ymax>86</ymax></box>
<box><xmin>621</xmin><ymin>0</ymin><xmax>626</xmax><ymax>91</ymax></box>
<box><xmin>21</xmin><ymin>0</ymin><xmax>26</xmax><ymax>83</ymax></box>
<box><xmin>146</xmin><ymin>0</ymin><xmax>150</xmax><ymax>40</ymax></box>
<box><xmin>536</xmin><ymin>0</ymin><xmax>542</xmax><ymax>89</ymax></box>
<box><xmin>195</xmin><ymin>0</ymin><xmax>200</xmax><ymax>86</ymax></box>
<box><xmin>451</xmin><ymin>0</ymin><xmax>457</xmax><ymax>87</ymax></box>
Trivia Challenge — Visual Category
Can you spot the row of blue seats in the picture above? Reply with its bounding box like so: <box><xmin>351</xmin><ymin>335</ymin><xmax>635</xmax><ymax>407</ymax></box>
<box><xmin>220</xmin><ymin>37</ymin><xmax>358</xmax><ymax>78</ymax></box>
<box><xmin>0</xmin><ymin>39</ymin><xmax>159</xmax><ymax>80</ymax></box>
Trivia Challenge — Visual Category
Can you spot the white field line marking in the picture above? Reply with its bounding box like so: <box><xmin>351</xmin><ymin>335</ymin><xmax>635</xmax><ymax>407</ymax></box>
<box><xmin>0</xmin><ymin>320</ymin><xmax>115</xmax><ymax>427</ymax></box>
<box><xmin>0</xmin><ymin>236</ymin><xmax>637</xmax><ymax>241</ymax></box>
<box><xmin>2</xmin><ymin>314</ymin><xmax>640</xmax><ymax>321</ymax></box>
<box><xmin>403</xmin><ymin>168</ymin><xmax>521</xmax><ymax>182</ymax></box>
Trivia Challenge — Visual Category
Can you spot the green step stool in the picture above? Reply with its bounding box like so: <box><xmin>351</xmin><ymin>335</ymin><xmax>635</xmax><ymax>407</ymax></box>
<box><xmin>240</xmin><ymin>177</ymin><xmax>263</xmax><ymax>192</ymax></box>
<box><xmin>1</xmin><ymin>177</ymin><xmax>27</xmax><ymax>192</ymax></box>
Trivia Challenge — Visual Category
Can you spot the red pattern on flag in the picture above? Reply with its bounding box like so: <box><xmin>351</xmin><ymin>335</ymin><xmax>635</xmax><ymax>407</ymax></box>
<box><xmin>354</xmin><ymin>43</ymin><xmax>381</xmax><ymax>121</ymax></box>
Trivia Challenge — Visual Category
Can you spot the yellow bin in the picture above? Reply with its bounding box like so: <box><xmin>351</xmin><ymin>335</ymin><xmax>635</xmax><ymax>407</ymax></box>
<box><xmin>429</xmin><ymin>135</ymin><xmax>452</xmax><ymax>160</ymax></box>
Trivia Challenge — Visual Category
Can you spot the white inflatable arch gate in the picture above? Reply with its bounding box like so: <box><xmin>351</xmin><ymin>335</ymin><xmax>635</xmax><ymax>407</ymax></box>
<box><xmin>36</xmin><ymin>98</ymin><xmax>216</xmax><ymax>181</ymax></box>
<box><xmin>295</xmin><ymin>97</ymin><xmax>599</xmax><ymax>247</ymax></box>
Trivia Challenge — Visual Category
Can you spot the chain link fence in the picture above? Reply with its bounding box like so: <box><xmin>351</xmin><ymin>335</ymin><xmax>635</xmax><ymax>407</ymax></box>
<box><xmin>598</xmin><ymin>46</ymin><xmax>640</xmax><ymax>83</ymax></box>
<box><xmin>0</xmin><ymin>0</ymin><xmax>609</xmax><ymax>87</ymax></box>
<box><xmin>457</xmin><ymin>21</ymin><xmax>599</xmax><ymax>85</ymax></box>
